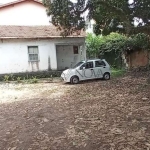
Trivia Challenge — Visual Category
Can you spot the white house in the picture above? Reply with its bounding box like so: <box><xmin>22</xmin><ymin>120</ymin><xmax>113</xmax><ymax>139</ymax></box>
<box><xmin>0</xmin><ymin>0</ymin><xmax>86</xmax><ymax>74</ymax></box>
<box><xmin>0</xmin><ymin>0</ymin><xmax>50</xmax><ymax>26</ymax></box>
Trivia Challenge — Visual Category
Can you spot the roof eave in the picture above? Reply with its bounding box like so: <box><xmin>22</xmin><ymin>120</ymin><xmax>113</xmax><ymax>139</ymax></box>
<box><xmin>0</xmin><ymin>36</ymin><xmax>85</xmax><ymax>39</ymax></box>
<box><xmin>0</xmin><ymin>0</ymin><xmax>43</xmax><ymax>9</ymax></box>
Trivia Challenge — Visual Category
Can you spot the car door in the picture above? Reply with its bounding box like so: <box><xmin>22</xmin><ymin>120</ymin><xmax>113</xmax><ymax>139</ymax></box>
<box><xmin>93</xmin><ymin>60</ymin><xmax>107</xmax><ymax>78</ymax></box>
<box><xmin>80</xmin><ymin>61</ymin><xmax>95</xmax><ymax>80</ymax></box>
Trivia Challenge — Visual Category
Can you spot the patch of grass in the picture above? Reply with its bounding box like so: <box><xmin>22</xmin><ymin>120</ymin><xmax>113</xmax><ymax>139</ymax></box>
<box><xmin>111</xmin><ymin>68</ymin><xmax>126</xmax><ymax>77</ymax></box>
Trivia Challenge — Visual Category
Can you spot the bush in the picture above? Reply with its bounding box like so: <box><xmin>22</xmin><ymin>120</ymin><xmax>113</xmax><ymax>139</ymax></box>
<box><xmin>17</xmin><ymin>77</ymin><xmax>22</xmax><ymax>83</ymax></box>
<box><xmin>3</xmin><ymin>75</ymin><xmax>10</xmax><ymax>83</ymax></box>
<box><xmin>28</xmin><ymin>76</ymin><xmax>38</xmax><ymax>84</ymax></box>
<box><xmin>86</xmin><ymin>32</ymin><xmax>150</xmax><ymax>68</ymax></box>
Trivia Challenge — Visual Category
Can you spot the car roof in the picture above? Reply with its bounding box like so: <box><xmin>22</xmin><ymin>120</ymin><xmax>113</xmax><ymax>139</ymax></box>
<box><xmin>82</xmin><ymin>59</ymin><xmax>105</xmax><ymax>62</ymax></box>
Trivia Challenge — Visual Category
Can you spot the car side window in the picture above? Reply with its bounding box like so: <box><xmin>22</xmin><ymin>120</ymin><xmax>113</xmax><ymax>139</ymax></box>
<box><xmin>80</xmin><ymin>63</ymin><xmax>85</xmax><ymax>70</ymax></box>
<box><xmin>85</xmin><ymin>62</ymin><xmax>93</xmax><ymax>69</ymax></box>
<box><xmin>80</xmin><ymin>62</ymin><xmax>93</xmax><ymax>69</ymax></box>
<box><xmin>95</xmin><ymin>61</ymin><xmax>106</xmax><ymax>67</ymax></box>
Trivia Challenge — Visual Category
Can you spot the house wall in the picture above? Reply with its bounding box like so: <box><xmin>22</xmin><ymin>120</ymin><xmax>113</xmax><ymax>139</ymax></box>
<box><xmin>56</xmin><ymin>45</ymin><xmax>84</xmax><ymax>70</ymax></box>
<box><xmin>0</xmin><ymin>1</ymin><xmax>51</xmax><ymax>25</ymax></box>
<box><xmin>0</xmin><ymin>37</ymin><xmax>85</xmax><ymax>74</ymax></box>
<box><xmin>127</xmin><ymin>50</ymin><xmax>150</xmax><ymax>68</ymax></box>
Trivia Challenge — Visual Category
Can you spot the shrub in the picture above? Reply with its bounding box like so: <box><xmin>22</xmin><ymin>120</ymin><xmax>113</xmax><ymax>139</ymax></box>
<box><xmin>3</xmin><ymin>75</ymin><xmax>10</xmax><ymax>83</ymax></box>
<box><xmin>29</xmin><ymin>76</ymin><xmax>38</xmax><ymax>84</ymax></box>
<box><xmin>17</xmin><ymin>77</ymin><xmax>22</xmax><ymax>83</ymax></box>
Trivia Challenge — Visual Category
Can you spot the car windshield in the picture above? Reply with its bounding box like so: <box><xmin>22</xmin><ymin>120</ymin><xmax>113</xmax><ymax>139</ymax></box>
<box><xmin>72</xmin><ymin>62</ymin><xmax>84</xmax><ymax>69</ymax></box>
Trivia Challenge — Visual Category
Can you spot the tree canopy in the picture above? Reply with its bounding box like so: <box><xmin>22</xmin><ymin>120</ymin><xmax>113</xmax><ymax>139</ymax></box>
<box><xmin>43</xmin><ymin>0</ymin><xmax>150</xmax><ymax>35</ymax></box>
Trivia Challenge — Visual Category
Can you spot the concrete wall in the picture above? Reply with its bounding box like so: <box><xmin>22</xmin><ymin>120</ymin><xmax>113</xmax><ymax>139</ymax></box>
<box><xmin>0</xmin><ymin>1</ymin><xmax>51</xmax><ymax>25</ymax></box>
<box><xmin>0</xmin><ymin>37</ymin><xmax>85</xmax><ymax>74</ymax></box>
<box><xmin>127</xmin><ymin>50</ymin><xmax>150</xmax><ymax>68</ymax></box>
<box><xmin>56</xmin><ymin>45</ymin><xmax>84</xmax><ymax>70</ymax></box>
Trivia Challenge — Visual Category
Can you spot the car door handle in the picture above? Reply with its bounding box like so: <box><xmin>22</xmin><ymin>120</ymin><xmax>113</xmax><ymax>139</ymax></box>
<box><xmin>103</xmin><ymin>66</ymin><xmax>106</xmax><ymax>68</ymax></box>
<box><xmin>91</xmin><ymin>69</ymin><xmax>93</xmax><ymax>70</ymax></box>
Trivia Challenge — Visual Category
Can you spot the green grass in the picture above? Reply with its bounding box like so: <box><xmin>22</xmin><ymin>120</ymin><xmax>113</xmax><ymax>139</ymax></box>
<box><xmin>111</xmin><ymin>68</ymin><xmax>126</xmax><ymax>77</ymax></box>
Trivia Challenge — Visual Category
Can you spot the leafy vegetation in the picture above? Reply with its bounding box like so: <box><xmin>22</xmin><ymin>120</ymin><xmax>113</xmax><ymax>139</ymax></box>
<box><xmin>29</xmin><ymin>76</ymin><xmax>39</xmax><ymax>84</ymax></box>
<box><xmin>3</xmin><ymin>75</ymin><xmax>10</xmax><ymax>83</ymax></box>
<box><xmin>111</xmin><ymin>68</ymin><xmax>126</xmax><ymax>77</ymax></box>
<box><xmin>2</xmin><ymin>75</ymin><xmax>39</xmax><ymax>84</ymax></box>
<box><xmin>86</xmin><ymin>32</ymin><xmax>150</xmax><ymax>57</ymax></box>
<box><xmin>43</xmin><ymin>0</ymin><xmax>150</xmax><ymax>35</ymax></box>
<box><xmin>17</xmin><ymin>77</ymin><xmax>22</xmax><ymax>83</ymax></box>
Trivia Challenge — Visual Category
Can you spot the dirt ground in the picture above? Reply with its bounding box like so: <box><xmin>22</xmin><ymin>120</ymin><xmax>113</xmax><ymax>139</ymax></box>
<box><xmin>0</xmin><ymin>73</ymin><xmax>150</xmax><ymax>150</ymax></box>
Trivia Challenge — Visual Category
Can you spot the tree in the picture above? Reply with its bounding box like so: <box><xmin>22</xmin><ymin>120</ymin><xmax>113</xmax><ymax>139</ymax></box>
<box><xmin>43</xmin><ymin>0</ymin><xmax>150</xmax><ymax>35</ymax></box>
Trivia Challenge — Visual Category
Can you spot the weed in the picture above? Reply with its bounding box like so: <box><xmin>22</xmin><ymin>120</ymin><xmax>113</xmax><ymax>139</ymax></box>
<box><xmin>10</xmin><ymin>74</ymin><xmax>15</xmax><ymax>81</ymax></box>
<box><xmin>111</xmin><ymin>69</ymin><xmax>126</xmax><ymax>77</ymax></box>
<box><xmin>3</xmin><ymin>75</ymin><xmax>10</xmax><ymax>83</ymax></box>
<box><xmin>17</xmin><ymin>77</ymin><xmax>22</xmax><ymax>83</ymax></box>
<box><xmin>28</xmin><ymin>76</ymin><xmax>38</xmax><ymax>84</ymax></box>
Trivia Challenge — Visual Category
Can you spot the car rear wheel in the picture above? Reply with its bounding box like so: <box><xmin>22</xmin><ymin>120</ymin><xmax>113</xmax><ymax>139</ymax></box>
<box><xmin>71</xmin><ymin>76</ymin><xmax>79</xmax><ymax>84</ymax></box>
<box><xmin>103</xmin><ymin>73</ymin><xmax>110</xmax><ymax>80</ymax></box>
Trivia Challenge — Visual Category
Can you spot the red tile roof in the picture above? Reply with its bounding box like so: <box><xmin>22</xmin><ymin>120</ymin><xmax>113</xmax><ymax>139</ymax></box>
<box><xmin>0</xmin><ymin>0</ymin><xmax>42</xmax><ymax>9</ymax></box>
<box><xmin>0</xmin><ymin>26</ymin><xmax>85</xmax><ymax>39</ymax></box>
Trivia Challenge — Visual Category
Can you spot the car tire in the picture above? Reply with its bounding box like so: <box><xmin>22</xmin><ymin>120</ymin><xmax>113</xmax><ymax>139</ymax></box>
<box><xmin>103</xmin><ymin>73</ymin><xmax>110</xmax><ymax>80</ymax></box>
<box><xmin>71</xmin><ymin>76</ymin><xmax>79</xmax><ymax>84</ymax></box>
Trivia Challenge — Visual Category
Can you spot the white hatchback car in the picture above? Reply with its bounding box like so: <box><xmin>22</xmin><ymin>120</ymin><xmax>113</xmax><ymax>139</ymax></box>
<box><xmin>61</xmin><ymin>59</ymin><xmax>111</xmax><ymax>84</ymax></box>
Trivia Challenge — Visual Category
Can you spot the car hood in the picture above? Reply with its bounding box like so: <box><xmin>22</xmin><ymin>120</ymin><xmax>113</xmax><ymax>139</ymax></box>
<box><xmin>62</xmin><ymin>69</ymin><xmax>75</xmax><ymax>75</ymax></box>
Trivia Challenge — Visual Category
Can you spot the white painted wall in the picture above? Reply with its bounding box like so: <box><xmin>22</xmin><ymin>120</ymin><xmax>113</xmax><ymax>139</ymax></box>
<box><xmin>0</xmin><ymin>39</ymin><xmax>56</xmax><ymax>74</ymax></box>
<box><xmin>0</xmin><ymin>1</ymin><xmax>51</xmax><ymax>25</ymax></box>
<box><xmin>56</xmin><ymin>45</ymin><xmax>82</xmax><ymax>70</ymax></box>
<box><xmin>55</xmin><ymin>38</ymin><xmax>85</xmax><ymax>70</ymax></box>
<box><xmin>0</xmin><ymin>38</ymin><xmax>85</xmax><ymax>74</ymax></box>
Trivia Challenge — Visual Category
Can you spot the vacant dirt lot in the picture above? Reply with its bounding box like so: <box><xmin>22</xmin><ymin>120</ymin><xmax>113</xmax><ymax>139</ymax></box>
<box><xmin>0</xmin><ymin>73</ymin><xmax>150</xmax><ymax>150</ymax></box>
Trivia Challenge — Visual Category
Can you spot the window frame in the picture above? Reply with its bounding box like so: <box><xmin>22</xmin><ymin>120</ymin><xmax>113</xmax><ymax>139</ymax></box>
<box><xmin>95</xmin><ymin>60</ymin><xmax>106</xmax><ymax>67</ymax></box>
<box><xmin>73</xmin><ymin>46</ymin><xmax>79</xmax><ymax>54</ymax></box>
<box><xmin>80</xmin><ymin>61</ymin><xmax>94</xmax><ymax>69</ymax></box>
<box><xmin>28</xmin><ymin>46</ymin><xmax>39</xmax><ymax>62</ymax></box>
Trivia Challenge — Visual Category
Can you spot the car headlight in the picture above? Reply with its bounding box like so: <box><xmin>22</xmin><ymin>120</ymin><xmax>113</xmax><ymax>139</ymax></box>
<box><xmin>61</xmin><ymin>73</ymin><xmax>65</xmax><ymax>78</ymax></box>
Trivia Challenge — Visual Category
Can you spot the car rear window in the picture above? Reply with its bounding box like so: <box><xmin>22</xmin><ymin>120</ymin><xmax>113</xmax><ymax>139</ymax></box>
<box><xmin>95</xmin><ymin>61</ymin><xmax>106</xmax><ymax>67</ymax></box>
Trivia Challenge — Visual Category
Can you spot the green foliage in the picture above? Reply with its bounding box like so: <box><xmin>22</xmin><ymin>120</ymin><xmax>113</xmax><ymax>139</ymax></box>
<box><xmin>129</xmin><ymin>33</ymin><xmax>150</xmax><ymax>51</ymax></box>
<box><xmin>3</xmin><ymin>75</ymin><xmax>10</xmax><ymax>83</ymax></box>
<box><xmin>86</xmin><ymin>33</ymin><xmax>150</xmax><ymax>57</ymax></box>
<box><xmin>10</xmin><ymin>74</ymin><xmax>15</xmax><ymax>81</ymax></box>
<box><xmin>86</xmin><ymin>32</ymin><xmax>127</xmax><ymax>58</ymax></box>
<box><xmin>86</xmin><ymin>33</ymin><xmax>102</xmax><ymax>58</ymax></box>
<box><xmin>43</xmin><ymin>0</ymin><xmax>150</xmax><ymax>35</ymax></box>
<box><xmin>29</xmin><ymin>76</ymin><xmax>39</xmax><ymax>84</ymax></box>
<box><xmin>2</xmin><ymin>75</ymin><xmax>38</xmax><ymax>84</ymax></box>
<box><xmin>17</xmin><ymin>77</ymin><xmax>22</xmax><ymax>83</ymax></box>
<box><xmin>111</xmin><ymin>68</ymin><xmax>126</xmax><ymax>77</ymax></box>
<box><xmin>86</xmin><ymin>32</ymin><xmax>150</xmax><ymax>67</ymax></box>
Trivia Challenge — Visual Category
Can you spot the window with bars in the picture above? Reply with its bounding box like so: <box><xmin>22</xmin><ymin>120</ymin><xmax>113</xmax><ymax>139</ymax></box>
<box><xmin>28</xmin><ymin>46</ymin><xmax>39</xmax><ymax>62</ymax></box>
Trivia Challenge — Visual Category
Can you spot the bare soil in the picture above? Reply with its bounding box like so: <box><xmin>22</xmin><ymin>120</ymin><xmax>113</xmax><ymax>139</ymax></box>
<box><xmin>0</xmin><ymin>73</ymin><xmax>150</xmax><ymax>150</ymax></box>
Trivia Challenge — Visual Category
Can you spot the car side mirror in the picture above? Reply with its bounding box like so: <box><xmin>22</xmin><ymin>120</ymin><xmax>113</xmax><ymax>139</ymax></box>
<box><xmin>80</xmin><ymin>66</ymin><xmax>85</xmax><ymax>70</ymax></box>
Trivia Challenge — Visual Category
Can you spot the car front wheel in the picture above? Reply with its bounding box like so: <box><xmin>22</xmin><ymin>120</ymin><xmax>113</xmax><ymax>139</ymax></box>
<box><xmin>71</xmin><ymin>76</ymin><xmax>79</xmax><ymax>84</ymax></box>
<box><xmin>103</xmin><ymin>73</ymin><xmax>110</xmax><ymax>80</ymax></box>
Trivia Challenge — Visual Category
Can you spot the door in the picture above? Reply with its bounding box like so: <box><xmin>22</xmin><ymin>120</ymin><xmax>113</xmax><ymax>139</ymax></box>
<box><xmin>79</xmin><ymin>61</ymin><xmax>95</xmax><ymax>80</ymax></box>
<box><xmin>93</xmin><ymin>60</ymin><xmax>107</xmax><ymax>78</ymax></box>
<box><xmin>56</xmin><ymin>45</ymin><xmax>74</xmax><ymax>70</ymax></box>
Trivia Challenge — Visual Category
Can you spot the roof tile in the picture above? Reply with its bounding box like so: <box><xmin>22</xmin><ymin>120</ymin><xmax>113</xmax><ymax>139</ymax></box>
<box><xmin>0</xmin><ymin>25</ymin><xmax>85</xmax><ymax>39</ymax></box>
